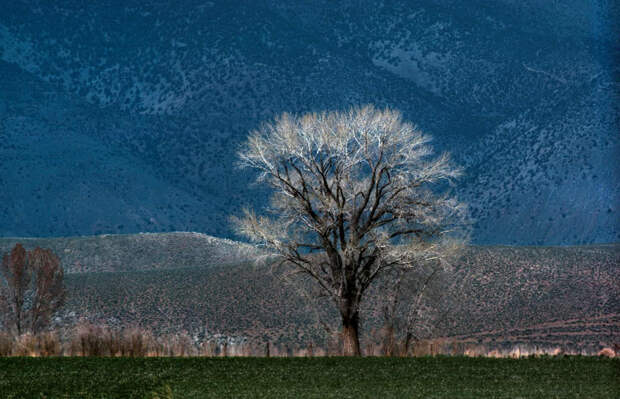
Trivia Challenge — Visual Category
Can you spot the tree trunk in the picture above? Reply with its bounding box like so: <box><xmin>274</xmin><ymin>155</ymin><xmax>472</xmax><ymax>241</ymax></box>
<box><xmin>403</xmin><ymin>331</ymin><xmax>414</xmax><ymax>356</ymax></box>
<box><xmin>383</xmin><ymin>323</ymin><xmax>395</xmax><ymax>356</ymax></box>
<box><xmin>341</xmin><ymin>312</ymin><xmax>361</xmax><ymax>356</ymax></box>
<box><xmin>16</xmin><ymin>307</ymin><xmax>22</xmax><ymax>336</ymax></box>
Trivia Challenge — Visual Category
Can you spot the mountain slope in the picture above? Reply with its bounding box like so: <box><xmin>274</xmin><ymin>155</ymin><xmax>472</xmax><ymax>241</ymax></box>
<box><xmin>1</xmin><ymin>0</ymin><xmax>617</xmax><ymax>244</ymax></box>
<box><xmin>0</xmin><ymin>62</ymin><xmax>223</xmax><ymax>236</ymax></box>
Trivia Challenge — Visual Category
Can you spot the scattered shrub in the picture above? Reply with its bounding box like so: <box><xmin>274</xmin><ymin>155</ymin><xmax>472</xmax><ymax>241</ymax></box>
<box><xmin>598</xmin><ymin>347</ymin><xmax>615</xmax><ymax>358</ymax></box>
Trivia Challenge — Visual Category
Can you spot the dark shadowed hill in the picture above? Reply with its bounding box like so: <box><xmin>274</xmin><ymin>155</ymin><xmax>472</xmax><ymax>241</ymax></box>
<box><xmin>1</xmin><ymin>0</ymin><xmax>617</xmax><ymax>244</ymax></box>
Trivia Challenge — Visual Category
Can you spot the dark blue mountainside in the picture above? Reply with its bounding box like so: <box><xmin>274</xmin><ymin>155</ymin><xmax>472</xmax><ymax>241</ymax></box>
<box><xmin>1</xmin><ymin>0</ymin><xmax>618</xmax><ymax>244</ymax></box>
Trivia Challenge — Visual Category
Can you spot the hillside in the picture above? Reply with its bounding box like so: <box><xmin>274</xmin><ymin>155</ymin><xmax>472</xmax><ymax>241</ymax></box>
<box><xmin>425</xmin><ymin>245</ymin><xmax>619</xmax><ymax>349</ymax></box>
<box><xmin>0</xmin><ymin>232</ymin><xmax>261</xmax><ymax>273</ymax></box>
<box><xmin>4</xmin><ymin>233</ymin><xmax>614</xmax><ymax>350</ymax></box>
<box><xmin>1</xmin><ymin>0</ymin><xmax>617</xmax><ymax>244</ymax></box>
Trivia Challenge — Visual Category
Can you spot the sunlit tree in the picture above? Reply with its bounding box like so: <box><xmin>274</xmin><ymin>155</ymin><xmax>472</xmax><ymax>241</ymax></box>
<box><xmin>234</xmin><ymin>105</ymin><xmax>467</xmax><ymax>355</ymax></box>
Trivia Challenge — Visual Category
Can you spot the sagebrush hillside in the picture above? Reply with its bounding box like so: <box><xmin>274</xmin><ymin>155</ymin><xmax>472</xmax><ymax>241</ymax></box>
<box><xmin>0</xmin><ymin>232</ymin><xmax>261</xmax><ymax>273</ymax></box>
<box><xmin>5</xmin><ymin>233</ymin><xmax>615</xmax><ymax>349</ymax></box>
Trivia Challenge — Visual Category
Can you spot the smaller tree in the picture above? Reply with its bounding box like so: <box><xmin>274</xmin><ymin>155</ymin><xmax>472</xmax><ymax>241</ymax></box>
<box><xmin>0</xmin><ymin>244</ymin><xmax>67</xmax><ymax>335</ymax></box>
<box><xmin>377</xmin><ymin>264</ymin><xmax>446</xmax><ymax>356</ymax></box>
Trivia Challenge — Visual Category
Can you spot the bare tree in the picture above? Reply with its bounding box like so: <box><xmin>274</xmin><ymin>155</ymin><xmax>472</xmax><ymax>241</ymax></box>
<box><xmin>0</xmin><ymin>244</ymin><xmax>67</xmax><ymax>335</ymax></box>
<box><xmin>377</xmin><ymin>262</ymin><xmax>448</xmax><ymax>356</ymax></box>
<box><xmin>234</xmin><ymin>105</ymin><xmax>467</xmax><ymax>356</ymax></box>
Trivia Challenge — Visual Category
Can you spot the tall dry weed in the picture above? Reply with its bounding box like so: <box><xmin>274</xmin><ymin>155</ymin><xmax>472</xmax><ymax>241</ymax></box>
<box><xmin>169</xmin><ymin>333</ymin><xmax>194</xmax><ymax>357</ymax></box>
<box><xmin>14</xmin><ymin>333</ymin><xmax>38</xmax><ymax>356</ymax></box>
<box><xmin>37</xmin><ymin>331</ymin><xmax>61</xmax><ymax>356</ymax></box>
<box><xmin>122</xmin><ymin>328</ymin><xmax>149</xmax><ymax>357</ymax></box>
<box><xmin>71</xmin><ymin>324</ymin><xmax>107</xmax><ymax>356</ymax></box>
<box><xmin>0</xmin><ymin>332</ymin><xmax>13</xmax><ymax>356</ymax></box>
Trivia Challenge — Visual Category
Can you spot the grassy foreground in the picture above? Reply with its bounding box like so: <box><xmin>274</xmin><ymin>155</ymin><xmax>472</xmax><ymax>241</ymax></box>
<box><xmin>0</xmin><ymin>357</ymin><xmax>618</xmax><ymax>398</ymax></box>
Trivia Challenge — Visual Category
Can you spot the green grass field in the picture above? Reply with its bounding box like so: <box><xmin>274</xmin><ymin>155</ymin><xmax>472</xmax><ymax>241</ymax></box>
<box><xmin>0</xmin><ymin>357</ymin><xmax>617</xmax><ymax>398</ymax></box>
